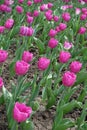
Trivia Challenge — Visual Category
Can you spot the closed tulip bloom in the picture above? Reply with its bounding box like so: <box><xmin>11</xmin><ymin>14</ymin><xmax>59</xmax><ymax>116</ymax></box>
<box><xmin>70</xmin><ymin>61</ymin><xmax>82</xmax><ymax>73</ymax></box>
<box><xmin>82</xmin><ymin>8</ymin><xmax>87</xmax><ymax>13</ymax></box>
<box><xmin>0</xmin><ymin>50</ymin><xmax>8</xmax><ymax>63</ymax></box>
<box><xmin>22</xmin><ymin>51</ymin><xmax>33</xmax><ymax>63</ymax></box>
<box><xmin>53</xmin><ymin>16</ymin><xmax>59</xmax><ymax>22</ymax></box>
<box><xmin>15</xmin><ymin>60</ymin><xmax>30</xmax><ymax>75</ymax></box>
<box><xmin>6</xmin><ymin>6</ymin><xmax>12</xmax><ymax>12</ymax></box>
<box><xmin>4</xmin><ymin>18</ymin><xmax>14</xmax><ymax>29</ymax></box>
<box><xmin>13</xmin><ymin>102</ymin><xmax>32</xmax><ymax>123</ymax></box>
<box><xmin>20</xmin><ymin>26</ymin><xmax>34</xmax><ymax>36</ymax></box>
<box><xmin>4</xmin><ymin>0</ymin><xmax>10</xmax><ymax>5</ymax></box>
<box><xmin>48</xmin><ymin>38</ymin><xmax>58</xmax><ymax>48</ymax></box>
<box><xmin>62</xmin><ymin>71</ymin><xmax>76</xmax><ymax>87</ymax></box>
<box><xmin>47</xmin><ymin>10</ymin><xmax>53</xmax><ymax>14</ymax></box>
<box><xmin>18</xmin><ymin>0</ymin><xmax>24</xmax><ymax>4</ymax></box>
<box><xmin>38</xmin><ymin>57</ymin><xmax>50</xmax><ymax>70</ymax></box>
<box><xmin>55</xmin><ymin>26</ymin><xmax>61</xmax><ymax>33</ymax></box>
<box><xmin>16</xmin><ymin>5</ymin><xmax>23</xmax><ymax>14</ymax></box>
<box><xmin>0</xmin><ymin>4</ymin><xmax>8</xmax><ymax>11</ymax></box>
<box><xmin>45</xmin><ymin>11</ymin><xmax>53</xmax><ymax>21</ymax></box>
<box><xmin>62</xmin><ymin>12</ymin><xmax>71</xmax><ymax>22</ymax></box>
<box><xmin>59</xmin><ymin>51</ymin><xmax>71</xmax><ymax>63</ymax></box>
<box><xmin>33</xmin><ymin>10</ymin><xmax>39</xmax><ymax>17</ymax></box>
<box><xmin>40</xmin><ymin>4</ymin><xmax>48</xmax><ymax>11</ymax></box>
<box><xmin>48</xmin><ymin>29</ymin><xmax>57</xmax><ymax>37</ymax></box>
<box><xmin>59</xmin><ymin>23</ymin><xmax>67</xmax><ymax>31</ymax></box>
<box><xmin>0</xmin><ymin>77</ymin><xmax>4</xmax><ymax>88</ymax></box>
<box><xmin>78</xmin><ymin>27</ymin><xmax>86</xmax><ymax>34</ymax></box>
<box><xmin>0</xmin><ymin>26</ymin><xmax>5</xmax><ymax>34</ymax></box>
<box><xmin>0</xmin><ymin>4</ymin><xmax>12</xmax><ymax>13</ymax></box>
<box><xmin>27</xmin><ymin>16</ymin><xmax>34</xmax><ymax>24</ymax></box>
<box><xmin>27</xmin><ymin>1</ymin><xmax>32</xmax><ymax>6</ymax></box>
<box><xmin>48</xmin><ymin>3</ymin><xmax>53</xmax><ymax>8</ymax></box>
<box><xmin>80</xmin><ymin>14</ymin><xmax>87</xmax><ymax>20</ymax></box>
<box><xmin>75</xmin><ymin>8</ymin><xmax>81</xmax><ymax>15</ymax></box>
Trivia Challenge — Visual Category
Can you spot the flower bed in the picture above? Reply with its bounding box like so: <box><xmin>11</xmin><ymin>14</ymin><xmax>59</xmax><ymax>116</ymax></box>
<box><xmin>0</xmin><ymin>0</ymin><xmax>87</xmax><ymax>130</ymax></box>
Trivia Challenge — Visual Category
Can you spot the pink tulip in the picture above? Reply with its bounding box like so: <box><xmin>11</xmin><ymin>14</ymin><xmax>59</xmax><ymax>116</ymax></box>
<box><xmin>59</xmin><ymin>23</ymin><xmax>67</xmax><ymax>31</ymax></box>
<box><xmin>38</xmin><ymin>57</ymin><xmax>50</xmax><ymax>70</ymax></box>
<box><xmin>48</xmin><ymin>3</ymin><xmax>53</xmax><ymax>8</ymax></box>
<box><xmin>62</xmin><ymin>71</ymin><xmax>76</xmax><ymax>87</ymax></box>
<box><xmin>20</xmin><ymin>26</ymin><xmax>34</xmax><ymax>36</ymax></box>
<box><xmin>4</xmin><ymin>18</ymin><xmax>14</xmax><ymax>29</ymax></box>
<box><xmin>13</xmin><ymin>102</ymin><xmax>32</xmax><ymax>122</ymax></box>
<box><xmin>55</xmin><ymin>26</ymin><xmax>61</xmax><ymax>33</ymax></box>
<box><xmin>0</xmin><ymin>77</ymin><xmax>4</xmax><ymax>88</ymax></box>
<box><xmin>48</xmin><ymin>29</ymin><xmax>57</xmax><ymax>37</ymax></box>
<box><xmin>68</xmin><ymin>5</ymin><xmax>73</xmax><ymax>8</ymax></box>
<box><xmin>27</xmin><ymin>1</ymin><xmax>32</xmax><ymax>6</ymax></box>
<box><xmin>47</xmin><ymin>10</ymin><xmax>53</xmax><ymax>14</ymax></box>
<box><xmin>15</xmin><ymin>60</ymin><xmax>30</xmax><ymax>75</ymax></box>
<box><xmin>61</xmin><ymin>5</ymin><xmax>69</xmax><ymax>10</ymax></box>
<box><xmin>33</xmin><ymin>10</ymin><xmax>39</xmax><ymax>17</ymax></box>
<box><xmin>59</xmin><ymin>51</ymin><xmax>71</xmax><ymax>63</ymax></box>
<box><xmin>62</xmin><ymin>12</ymin><xmax>71</xmax><ymax>22</ymax></box>
<box><xmin>78</xmin><ymin>27</ymin><xmax>86</xmax><ymax>34</ymax></box>
<box><xmin>0</xmin><ymin>4</ymin><xmax>11</xmax><ymax>13</ymax></box>
<box><xmin>78</xmin><ymin>0</ymin><xmax>85</xmax><ymax>4</ymax></box>
<box><xmin>40</xmin><ymin>4</ymin><xmax>48</xmax><ymax>11</ymax></box>
<box><xmin>4</xmin><ymin>0</ymin><xmax>14</xmax><ymax>5</ymax></box>
<box><xmin>48</xmin><ymin>38</ymin><xmax>58</xmax><ymax>49</ymax></box>
<box><xmin>27</xmin><ymin>16</ymin><xmax>34</xmax><ymax>24</ymax></box>
<box><xmin>18</xmin><ymin>0</ymin><xmax>24</xmax><ymax>4</ymax></box>
<box><xmin>83</xmin><ymin>0</ymin><xmax>87</xmax><ymax>2</ymax></box>
<box><xmin>26</xmin><ymin>12</ymin><xmax>32</xmax><ymax>17</ymax></box>
<box><xmin>75</xmin><ymin>8</ymin><xmax>81</xmax><ymax>15</ymax></box>
<box><xmin>0</xmin><ymin>50</ymin><xmax>8</xmax><ymax>63</ymax></box>
<box><xmin>70</xmin><ymin>61</ymin><xmax>82</xmax><ymax>73</ymax></box>
<box><xmin>64</xmin><ymin>41</ymin><xmax>73</xmax><ymax>50</ymax></box>
<box><xmin>22</xmin><ymin>51</ymin><xmax>33</xmax><ymax>63</ymax></box>
<box><xmin>0</xmin><ymin>4</ymin><xmax>7</xmax><ymax>11</ymax></box>
<box><xmin>82</xmin><ymin>8</ymin><xmax>87</xmax><ymax>13</ymax></box>
<box><xmin>16</xmin><ymin>5</ymin><xmax>23</xmax><ymax>14</ymax></box>
<box><xmin>53</xmin><ymin>16</ymin><xmax>59</xmax><ymax>22</ymax></box>
<box><xmin>0</xmin><ymin>26</ymin><xmax>5</xmax><ymax>34</ymax></box>
<box><xmin>80</xmin><ymin>14</ymin><xmax>87</xmax><ymax>20</ymax></box>
<box><xmin>45</xmin><ymin>11</ymin><xmax>53</xmax><ymax>21</ymax></box>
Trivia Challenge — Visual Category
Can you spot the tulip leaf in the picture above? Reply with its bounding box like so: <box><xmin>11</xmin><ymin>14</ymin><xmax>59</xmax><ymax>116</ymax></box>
<box><xmin>0</xmin><ymin>94</ymin><xmax>4</xmax><ymax>105</ymax></box>
<box><xmin>75</xmin><ymin>71</ymin><xmax>87</xmax><ymax>85</ymax></box>
<box><xmin>46</xmin><ymin>87</ymin><xmax>56</xmax><ymax>109</ymax></box>
<box><xmin>23</xmin><ymin>121</ymin><xmax>34</xmax><ymax>130</ymax></box>
<box><xmin>53</xmin><ymin>118</ymin><xmax>75</xmax><ymax>130</ymax></box>
<box><xmin>60</xmin><ymin>100</ymin><xmax>82</xmax><ymax>115</ymax></box>
<box><xmin>33</xmin><ymin>37</ymin><xmax>45</xmax><ymax>54</ymax></box>
<box><xmin>53</xmin><ymin>110</ymin><xmax>63</xmax><ymax>129</ymax></box>
<box><xmin>2</xmin><ymin>86</ymin><xmax>12</xmax><ymax>103</ymax></box>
